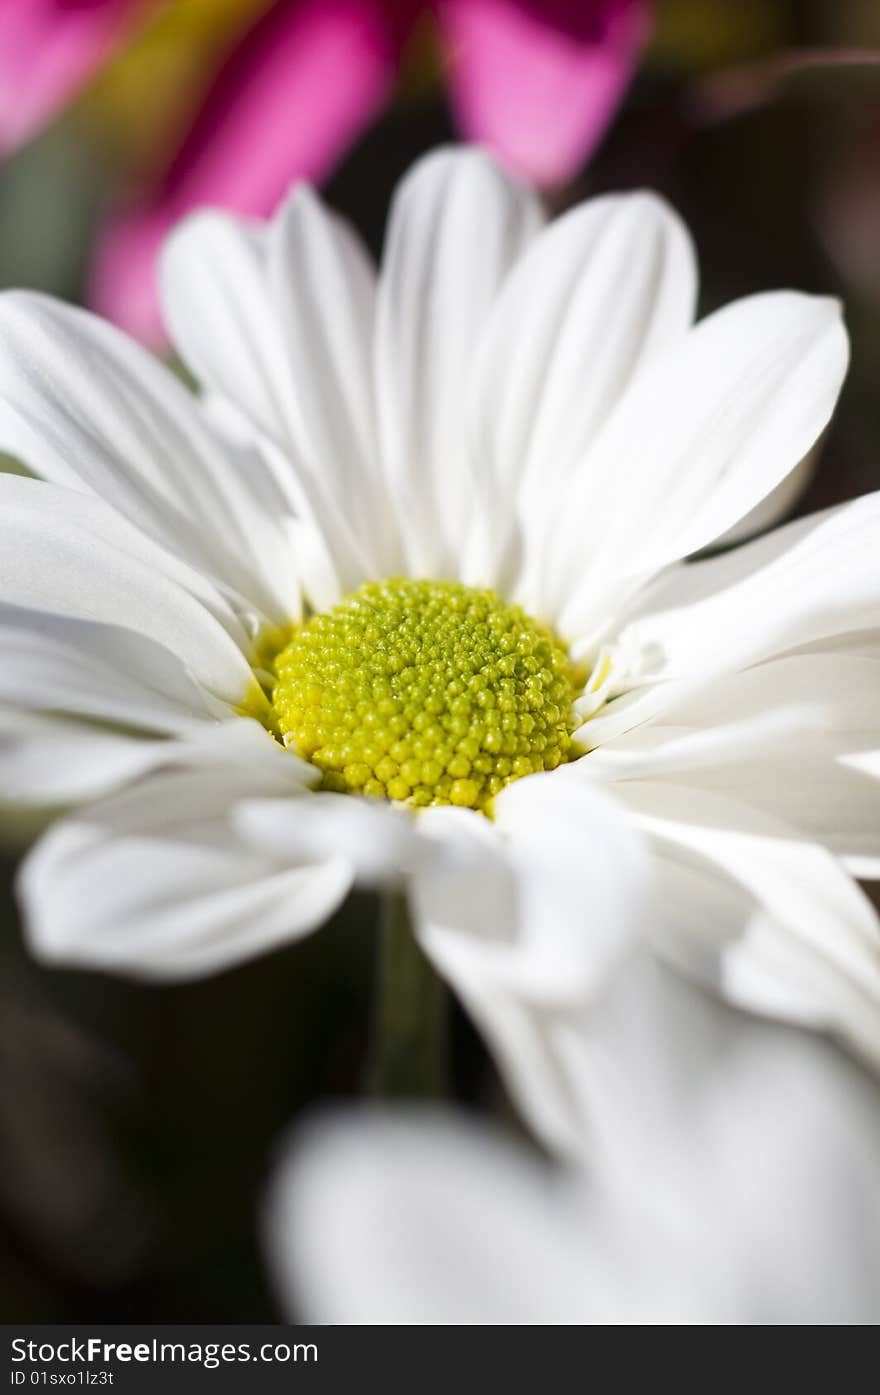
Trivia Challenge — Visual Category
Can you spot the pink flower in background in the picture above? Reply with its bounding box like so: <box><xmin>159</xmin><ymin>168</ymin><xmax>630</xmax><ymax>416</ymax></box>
<box><xmin>0</xmin><ymin>0</ymin><xmax>148</xmax><ymax>157</ymax></box>
<box><xmin>0</xmin><ymin>0</ymin><xmax>648</xmax><ymax>346</ymax></box>
<box><xmin>441</xmin><ymin>1</ymin><xmax>651</xmax><ymax>187</ymax></box>
<box><xmin>91</xmin><ymin>0</ymin><xmax>408</xmax><ymax>345</ymax></box>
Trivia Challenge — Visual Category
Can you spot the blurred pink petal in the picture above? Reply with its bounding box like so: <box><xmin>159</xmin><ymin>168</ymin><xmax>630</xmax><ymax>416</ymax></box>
<box><xmin>0</xmin><ymin>0</ymin><xmax>149</xmax><ymax>156</ymax></box>
<box><xmin>438</xmin><ymin>0</ymin><xmax>652</xmax><ymax>186</ymax></box>
<box><xmin>90</xmin><ymin>0</ymin><xmax>409</xmax><ymax>345</ymax></box>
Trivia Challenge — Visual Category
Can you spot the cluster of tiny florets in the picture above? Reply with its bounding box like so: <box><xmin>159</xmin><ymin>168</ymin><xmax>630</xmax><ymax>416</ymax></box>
<box><xmin>270</xmin><ymin>579</ymin><xmax>578</xmax><ymax>812</ymax></box>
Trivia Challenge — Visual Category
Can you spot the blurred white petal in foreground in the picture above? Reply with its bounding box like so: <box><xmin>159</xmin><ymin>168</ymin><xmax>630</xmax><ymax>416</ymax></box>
<box><xmin>267</xmin><ymin>964</ymin><xmax>880</xmax><ymax>1324</ymax></box>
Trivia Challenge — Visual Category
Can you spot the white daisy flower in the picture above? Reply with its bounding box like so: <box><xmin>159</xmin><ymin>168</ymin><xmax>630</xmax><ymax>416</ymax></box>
<box><xmin>1</xmin><ymin>148</ymin><xmax>878</xmax><ymax>1151</ymax></box>
<box><xmin>266</xmin><ymin>963</ymin><xmax>880</xmax><ymax>1324</ymax></box>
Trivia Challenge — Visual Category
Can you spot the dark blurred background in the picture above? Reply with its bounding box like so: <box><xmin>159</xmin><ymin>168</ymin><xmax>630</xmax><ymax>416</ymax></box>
<box><xmin>1</xmin><ymin>0</ymin><xmax>880</xmax><ymax>1319</ymax></box>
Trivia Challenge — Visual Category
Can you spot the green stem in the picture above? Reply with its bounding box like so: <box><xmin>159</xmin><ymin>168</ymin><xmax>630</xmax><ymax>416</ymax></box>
<box><xmin>366</xmin><ymin>887</ymin><xmax>450</xmax><ymax>1098</ymax></box>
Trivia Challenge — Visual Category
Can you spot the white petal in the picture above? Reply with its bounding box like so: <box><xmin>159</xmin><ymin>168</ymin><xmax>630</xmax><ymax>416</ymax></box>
<box><xmin>0</xmin><ymin>291</ymin><xmax>298</xmax><ymax>621</ymax></box>
<box><xmin>841</xmin><ymin>747</ymin><xmax>880</xmax><ymax>872</ymax></box>
<box><xmin>410</xmin><ymin>771</ymin><xmax>651</xmax><ymax>1154</ymax></box>
<box><xmin>0</xmin><ymin>711</ymin><xmax>176</xmax><ymax>806</ymax></box>
<box><xmin>713</xmin><ymin>446</ymin><xmax>818</xmax><ymax>547</ymax></box>
<box><xmin>270</xmin><ymin>187</ymin><xmax>398</xmax><ymax>583</ymax></box>
<box><xmin>162</xmin><ymin>198</ymin><xmax>393</xmax><ymax>599</ymax></box>
<box><xmin>266</xmin><ymin>1109</ymin><xmax>619</xmax><ymax>1324</ymax></box>
<box><xmin>374</xmin><ymin>147</ymin><xmax>543</xmax><ymax>580</ymax></box>
<box><xmin>548</xmin><ymin>292</ymin><xmax>848</xmax><ymax>637</ymax></box>
<box><xmin>581</xmin><ymin>645</ymin><xmax>878</xmax><ymax>775</ymax></box>
<box><xmin>573</xmin><ymin>970</ymin><xmax>880</xmax><ymax>1323</ymax></box>
<box><xmin>584</xmin><ymin>654</ymin><xmax>880</xmax><ymax>876</ymax></box>
<box><xmin>0</xmin><ymin>476</ymin><xmax>258</xmax><ymax>707</ymax></box>
<box><xmin>675</xmin><ymin>1020</ymin><xmax>880</xmax><ymax>1324</ymax></box>
<box><xmin>269</xmin><ymin>1007</ymin><xmax>880</xmax><ymax>1323</ymax></box>
<box><xmin>0</xmin><ymin>627</ymin><xmax>296</xmax><ymax>814</ymax></box>
<box><xmin>160</xmin><ymin>215</ymin><xmax>288</xmax><ymax>451</ymax></box>
<box><xmin>235</xmin><ymin>790</ymin><xmax>417</xmax><ymax>888</ymax></box>
<box><xmin>0</xmin><ymin>606</ymin><xmax>222</xmax><ymax>734</ymax></box>
<box><xmin>614</xmin><ymin>779</ymin><xmax>880</xmax><ymax>1070</ymax></box>
<box><xmin>471</xmin><ymin>191</ymin><xmax>696</xmax><ymax>587</ymax></box>
<box><xmin>597</xmin><ymin>493</ymin><xmax>880</xmax><ymax>689</ymax></box>
<box><xmin>20</xmin><ymin>763</ymin><xmax>347</xmax><ymax>980</ymax></box>
<box><xmin>845</xmin><ymin>751</ymin><xmax>880</xmax><ymax>777</ymax></box>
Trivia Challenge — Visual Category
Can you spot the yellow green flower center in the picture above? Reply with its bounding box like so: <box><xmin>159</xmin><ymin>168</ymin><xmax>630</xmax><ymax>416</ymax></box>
<box><xmin>270</xmin><ymin>579</ymin><xmax>580</xmax><ymax>812</ymax></box>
